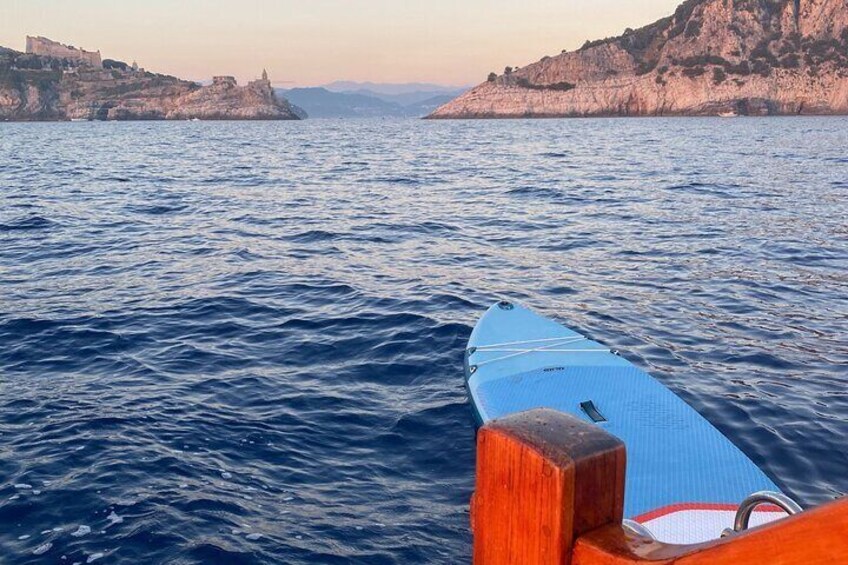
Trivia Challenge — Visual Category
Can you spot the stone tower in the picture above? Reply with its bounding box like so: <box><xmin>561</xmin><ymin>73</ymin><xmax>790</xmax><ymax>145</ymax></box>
<box><xmin>262</xmin><ymin>69</ymin><xmax>268</xmax><ymax>81</ymax></box>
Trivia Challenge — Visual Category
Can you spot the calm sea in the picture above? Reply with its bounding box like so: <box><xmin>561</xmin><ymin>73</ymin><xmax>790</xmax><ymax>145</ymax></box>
<box><xmin>1</xmin><ymin>118</ymin><xmax>846</xmax><ymax>564</ymax></box>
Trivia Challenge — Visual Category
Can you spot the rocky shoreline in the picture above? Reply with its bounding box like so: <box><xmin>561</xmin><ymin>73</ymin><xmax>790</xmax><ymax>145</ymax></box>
<box><xmin>430</xmin><ymin>0</ymin><xmax>848</xmax><ymax>119</ymax></box>
<box><xmin>0</xmin><ymin>40</ymin><xmax>300</xmax><ymax>121</ymax></box>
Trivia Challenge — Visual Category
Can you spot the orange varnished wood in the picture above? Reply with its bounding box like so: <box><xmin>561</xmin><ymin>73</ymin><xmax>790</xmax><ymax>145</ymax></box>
<box><xmin>573</xmin><ymin>496</ymin><xmax>848</xmax><ymax>564</ymax></box>
<box><xmin>473</xmin><ymin>408</ymin><xmax>848</xmax><ymax>565</ymax></box>
<box><xmin>472</xmin><ymin>409</ymin><xmax>625</xmax><ymax>565</ymax></box>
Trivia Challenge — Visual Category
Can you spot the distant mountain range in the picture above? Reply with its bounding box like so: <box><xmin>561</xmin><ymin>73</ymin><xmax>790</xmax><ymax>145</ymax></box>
<box><xmin>279</xmin><ymin>82</ymin><xmax>467</xmax><ymax>118</ymax></box>
<box><xmin>322</xmin><ymin>81</ymin><xmax>466</xmax><ymax>96</ymax></box>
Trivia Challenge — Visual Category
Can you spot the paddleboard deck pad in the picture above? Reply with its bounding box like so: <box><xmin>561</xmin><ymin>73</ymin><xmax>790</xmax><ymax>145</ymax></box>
<box><xmin>465</xmin><ymin>301</ymin><xmax>787</xmax><ymax>544</ymax></box>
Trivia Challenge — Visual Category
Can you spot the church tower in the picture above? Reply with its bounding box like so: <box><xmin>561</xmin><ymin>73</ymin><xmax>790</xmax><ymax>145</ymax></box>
<box><xmin>262</xmin><ymin>68</ymin><xmax>268</xmax><ymax>82</ymax></box>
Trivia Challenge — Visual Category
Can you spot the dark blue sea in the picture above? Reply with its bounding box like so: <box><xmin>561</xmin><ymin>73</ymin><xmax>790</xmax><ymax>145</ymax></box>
<box><xmin>1</xmin><ymin>118</ymin><xmax>846</xmax><ymax>564</ymax></box>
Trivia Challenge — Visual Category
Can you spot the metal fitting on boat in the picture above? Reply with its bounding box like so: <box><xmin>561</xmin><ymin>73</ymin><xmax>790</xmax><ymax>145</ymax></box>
<box><xmin>721</xmin><ymin>490</ymin><xmax>803</xmax><ymax>537</ymax></box>
<box><xmin>622</xmin><ymin>519</ymin><xmax>655</xmax><ymax>540</ymax></box>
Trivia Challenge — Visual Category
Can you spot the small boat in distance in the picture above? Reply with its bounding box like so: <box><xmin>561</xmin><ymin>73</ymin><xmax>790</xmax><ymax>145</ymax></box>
<box><xmin>719</xmin><ymin>111</ymin><xmax>739</xmax><ymax>118</ymax></box>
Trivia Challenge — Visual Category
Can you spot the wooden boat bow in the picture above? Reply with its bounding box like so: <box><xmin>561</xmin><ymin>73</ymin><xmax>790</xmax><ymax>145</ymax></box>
<box><xmin>471</xmin><ymin>408</ymin><xmax>848</xmax><ymax>564</ymax></box>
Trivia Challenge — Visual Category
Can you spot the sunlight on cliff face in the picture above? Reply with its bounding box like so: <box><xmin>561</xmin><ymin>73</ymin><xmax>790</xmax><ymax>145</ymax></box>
<box><xmin>0</xmin><ymin>0</ymin><xmax>682</xmax><ymax>85</ymax></box>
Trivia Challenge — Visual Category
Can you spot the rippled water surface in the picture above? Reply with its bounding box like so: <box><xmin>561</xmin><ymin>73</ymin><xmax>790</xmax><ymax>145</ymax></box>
<box><xmin>1</xmin><ymin>118</ymin><xmax>847</xmax><ymax>563</ymax></box>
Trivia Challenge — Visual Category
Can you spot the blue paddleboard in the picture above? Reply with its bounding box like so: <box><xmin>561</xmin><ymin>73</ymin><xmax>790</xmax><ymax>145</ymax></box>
<box><xmin>465</xmin><ymin>301</ymin><xmax>790</xmax><ymax>544</ymax></box>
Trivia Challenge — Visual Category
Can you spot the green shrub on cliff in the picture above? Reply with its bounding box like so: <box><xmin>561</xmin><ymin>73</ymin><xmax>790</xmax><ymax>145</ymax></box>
<box><xmin>13</xmin><ymin>54</ymin><xmax>44</xmax><ymax>70</ymax></box>
<box><xmin>682</xmin><ymin>66</ymin><xmax>706</xmax><ymax>78</ymax></box>
<box><xmin>103</xmin><ymin>59</ymin><xmax>129</xmax><ymax>71</ymax></box>
<box><xmin>684</xmin><ymin>19</ymin><xmax>702</xmax><ymax>39</ymax></box>
<box><xmin>636</xmin><ymin>60</ymin><xmax>659</xmax><ymax>75</ymax></box>
<box><xmin>515</xmin><ymin>78</ymin><xmax>576</xmax><ymax>91</ymax></box>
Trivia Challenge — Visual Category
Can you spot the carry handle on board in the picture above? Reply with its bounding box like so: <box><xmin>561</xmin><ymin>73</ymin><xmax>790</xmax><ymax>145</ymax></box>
<box><xmin>470</xmin><ymin>408</ymin><xmax>848</xmax><ymax>565</ymax></box>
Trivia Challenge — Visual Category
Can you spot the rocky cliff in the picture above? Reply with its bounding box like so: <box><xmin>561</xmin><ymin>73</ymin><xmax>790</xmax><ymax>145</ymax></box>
<box><xmin>0</xmin><ymin>45</ymin><xmax>299</xmax><ymax>121</ymax></box>
<box><xmin>429</xmin><ymin>0</ymin><xmax>848</xmax><ymax>118</ymax></box>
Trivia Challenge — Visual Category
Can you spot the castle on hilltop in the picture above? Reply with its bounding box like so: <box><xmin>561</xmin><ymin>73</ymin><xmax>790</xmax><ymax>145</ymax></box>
<box><xmin>26</xmin><ymin>36</ymin><xmax>101</xmax><ymax>67</ymax></box>
<box><xmin>23</xmin><ymin>36</ymin><xmax>275</xmax><ymax>90</ymax></box>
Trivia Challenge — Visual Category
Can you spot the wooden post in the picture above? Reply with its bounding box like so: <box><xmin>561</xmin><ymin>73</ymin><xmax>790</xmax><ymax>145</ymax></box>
<box><xmin>471</xmin><ymin>408</ymin><xmax>848</xmax><ymax>565</ymax></box>
<box><xmin>472</xmin><ymin>408</ymin><xmax>626</xmax><ymax>565</ymax></box>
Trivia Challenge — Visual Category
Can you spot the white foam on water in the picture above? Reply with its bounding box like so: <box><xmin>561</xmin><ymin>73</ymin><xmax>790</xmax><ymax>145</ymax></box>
<box><xmin>18</xmin><ymin>534</ymin><xmax>30</xmax><ymax>540</ymax></box>
<box><xmin>33</xmin><ymin>542</ymin><xmax>52</xmax><ymax>555</ymax></box>
<box><xmin>14</xmin><ymin>484</ymin><xmax>33</xmax><ymax>490</ymax></box>
<box><xmin>33</xmin><ymin>490</ymin><xmax>42</xmax><ymax>495</ymax></box>
<box><xmin>87</xmin><ymin>553</ymin><xmax>105</xmax><ymax>563</ymax></box>
<box><xmin>71</xmin><ymin>525</ymin><xmax>91</xmax><ymax>537</ymax></box>
<box><xmin>221</xmin><ymin>472</ymin><xmax>232</xmax><ymax>479</ymax></box>
<box><xmin>41</xmin><ymin>529</ymin><xmax>52</xmax><ymax>535</ymax></box>
<box><xmin>246</xmin><ymin>533</ymin><xmax>262</xmax><ymax>540</ymax></box>
<box><xmin>106</xmin><ymin>511</ymin><xmax>124</xmax><ymax>526</ymax></box>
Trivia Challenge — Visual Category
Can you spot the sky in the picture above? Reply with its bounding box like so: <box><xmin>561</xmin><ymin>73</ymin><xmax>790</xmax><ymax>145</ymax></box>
<box><xmin>1</xmin><ymin>0</ymin><xmax>682</xmax><ymax>87</ymax></box>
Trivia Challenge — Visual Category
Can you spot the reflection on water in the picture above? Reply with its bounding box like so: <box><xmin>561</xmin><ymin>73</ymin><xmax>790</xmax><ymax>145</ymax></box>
<box><xmin>0</xmin><ymin>117</ymin><xmax>846</xmax><ymax>563</ymax></box>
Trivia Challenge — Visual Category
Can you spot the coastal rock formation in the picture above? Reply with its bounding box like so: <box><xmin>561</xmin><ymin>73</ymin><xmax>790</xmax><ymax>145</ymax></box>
<box><xmin>429</xmin><ymin>0</ymin><xmax>848</xmax><ymax>118</ymax></box>
<box><xmin>0</xmin><ymin>39</ymin><xmax>299</xmax><ymax>121</ymax></box>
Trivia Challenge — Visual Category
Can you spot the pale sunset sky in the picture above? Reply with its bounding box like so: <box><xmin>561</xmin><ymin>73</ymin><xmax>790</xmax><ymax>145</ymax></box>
<box><xmin>1</xmin><ymin>0</ymin><xmax>682</xmax><ymax>87</ymax></box>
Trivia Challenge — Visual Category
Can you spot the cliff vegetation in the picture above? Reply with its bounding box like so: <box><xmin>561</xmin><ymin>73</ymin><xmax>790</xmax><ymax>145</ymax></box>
<box><xmin>430</xmin><ymin>0</ymin><xmax>848</xmax><ymax>118</ymax></box>
<box><xmin>0</xmin><ymin>39</ymin><xmax>299</xmax><ymax>121</ymax></box>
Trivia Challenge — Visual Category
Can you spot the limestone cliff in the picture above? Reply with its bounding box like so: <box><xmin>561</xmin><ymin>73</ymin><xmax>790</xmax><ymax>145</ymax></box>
<box><xmin>0</xmin><ymin>44</ymin><xmax>299</xmax><ymax>121</ymax></box>
<box><xmin>429</xmin><ymin>0</ymin><xmax>848</xmax><ymax>118</ymax></box>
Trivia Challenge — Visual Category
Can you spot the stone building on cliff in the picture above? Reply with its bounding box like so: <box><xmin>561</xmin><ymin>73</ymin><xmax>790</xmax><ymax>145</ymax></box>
<box><xmin>212</xmin><ymin>70</ymin><xmax>273</xmax><ymax>90</ymax></box>
<box><xmin>248</xmin><ymin>69</ymin><xmax>272</xmax><ymax>89</ymax></box>
<box><xmin>26</xmin><ymin>36</ymin><xmax>102</xmax><ymax>67</ymax></box>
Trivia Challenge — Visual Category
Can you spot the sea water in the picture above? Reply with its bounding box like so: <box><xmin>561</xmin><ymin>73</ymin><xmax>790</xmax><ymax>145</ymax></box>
<box><xmin>1</xmin><ymin>117</ymin><xmax>846</xmax><ymax>563</ymax></box>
